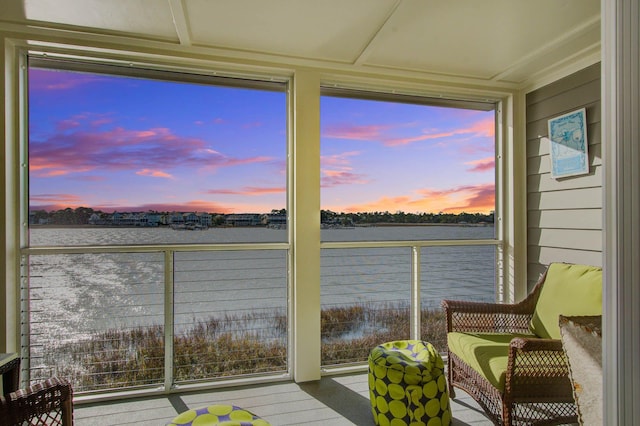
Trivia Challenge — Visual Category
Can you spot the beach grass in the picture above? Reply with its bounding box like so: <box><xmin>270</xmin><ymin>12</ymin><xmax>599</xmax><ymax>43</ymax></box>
<box><xmin>38</xmin><ymin>303</ymin><xmax>446</xmax><ymax>392</ymax></box>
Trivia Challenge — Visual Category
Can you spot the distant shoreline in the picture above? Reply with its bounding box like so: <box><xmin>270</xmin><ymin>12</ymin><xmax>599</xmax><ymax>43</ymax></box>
<box><xmin>30</xmin><ymin>222</ymin><xmax>493</xmax><ymax>229</ymax></box>
<box><xmin>357</xmin><ymin>222</ymin><xmax>492</xmax><ymax>227</ymax></box>
<box><xmin>30</xmin><ymin>224</ymin><xmax>149</xmax><ymax>229</ymax></box>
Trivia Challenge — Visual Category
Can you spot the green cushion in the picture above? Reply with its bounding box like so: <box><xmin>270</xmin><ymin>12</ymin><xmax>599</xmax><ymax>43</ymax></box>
<box><xmin>367</xmin><ymin>340</ymin><xmax>451</xmax><ymax>425</ymax></box>
<box><xmin>529</xmin><ymin>263</ymin><xmax>602</xmax><ymax>339</ymax></box>
<box><xmin>167</xmin><ymin>405</ymin><xmax>270</xmax><ymax>426</ymax></box>
<box><xmin>447</xmin><ymin>332</ymin><xmax>533</xmax><ymax>391</ymax></box>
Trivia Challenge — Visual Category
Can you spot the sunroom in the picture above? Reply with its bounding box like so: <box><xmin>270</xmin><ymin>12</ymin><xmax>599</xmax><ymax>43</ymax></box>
<box><xmin>1</xmin><ymin>0</ymin><xmax>638</xmax><ymax>424</ymax></box>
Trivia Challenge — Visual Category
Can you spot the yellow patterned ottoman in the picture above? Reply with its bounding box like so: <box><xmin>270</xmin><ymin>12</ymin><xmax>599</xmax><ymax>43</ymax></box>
<box><xmin>167</xmin><ymin>404</ymin><xmax>270</xmax><ymax>426</ymax></box>
<box><xmin>368</xmin><ymin>340</ymin><xmax>451</xmax><ymax>426</ymax></box>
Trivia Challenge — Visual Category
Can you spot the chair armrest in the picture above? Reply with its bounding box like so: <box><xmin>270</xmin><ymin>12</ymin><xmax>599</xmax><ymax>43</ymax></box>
<box><xmin>442</xmin><ymin>299</ymin><xmax>535</xmax><ymax>334</ymax></box>
<box><xmin>510</xmin><ymin>337</ymin><xmax>564</xmax><ymax>351</ymax></box>
<box><xmin>505</xmin><ymin>337</ymin><xmax>572</xmax><ymax>401</ymax></box>
<box><xmin>442</xmin><ymin>299</ymin><xmax>515</xmax><ymax>313</ymax></box>
<box><xmin>0</xmin><ymin>377</ymin><xmax>74</xmax><ymax>425</ymax></box>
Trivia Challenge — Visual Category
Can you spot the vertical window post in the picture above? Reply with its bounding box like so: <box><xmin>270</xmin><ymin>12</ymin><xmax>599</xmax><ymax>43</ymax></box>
<box><xmin>291</xmin><ymin>70</ymin><xmax>321</xmax><ymax>382</ymax></box>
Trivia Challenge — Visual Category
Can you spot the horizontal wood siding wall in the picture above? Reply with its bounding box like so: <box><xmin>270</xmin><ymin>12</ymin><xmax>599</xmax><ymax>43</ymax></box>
<box><xmin>525</xmin><ymin>63</ymin><xmax>602</xmax><ymax>290</ymax></box>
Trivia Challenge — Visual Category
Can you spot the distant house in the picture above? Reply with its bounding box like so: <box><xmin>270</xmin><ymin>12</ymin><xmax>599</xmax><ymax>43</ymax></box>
<box><xmin>107</xmin><ymin>211</ymin><xmax>161</xmax><ymax>226</ymax></box>
<box><xmin>183</xmin><ymin>212</ymin><xmax>198</xmax><ymax>224</ymax></box>
<box><xmin>144</xmin><ymin>213</ymin><xmax>163</xmax><ymax>227</ymax></box>
<box><xmin>111</xmin><ymin>212</ymin><xmax>124</xmax><ymax>225</ymax></box>
<box><xmin>262</xmin><ymin>213</ymin><xmax>287</xmax><ymax>228</ymax></box>
<box><xmin>28</xmin><ymin>211</ymin><xmax>50</xmax><ymax>225</ymax></box>
<box><xmin>168</xmin><ymin>212</ymin><xmax>185</xmax><ymax>224</ymax></box>
<box><xmin>225</xmin><ymin>213</ymin><xmax>261</xmax><ymax>227</ymax></box>
<box><xmin>196</xmin><ymin>212</ymin><xmax>212</xmax><ymax>227</ymax></box>
<box><xmin>134</xmin><ymin>212</ymin><xmax>161</xmax><ymax>227</ymax></box>
<box><xmin>88</xmin><ymin>213</ymin><xmax>104</xmax><ymax>225</ymax></box>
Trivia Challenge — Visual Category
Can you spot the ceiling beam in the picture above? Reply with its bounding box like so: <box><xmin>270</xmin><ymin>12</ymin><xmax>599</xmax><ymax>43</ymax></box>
<box><xmin>490</xmin><ymin>15</ymin><xmax>600</xmax><ymax>84</ymax></box>
<box><xmin>353</xmin><ymin>0</ymin><xmax>403</xmax><ymax>66</ymax></box>
<box><xmin>168</xmin><ymin>0</ymin><xmax>191</xmax><ymax>46</ymax></box>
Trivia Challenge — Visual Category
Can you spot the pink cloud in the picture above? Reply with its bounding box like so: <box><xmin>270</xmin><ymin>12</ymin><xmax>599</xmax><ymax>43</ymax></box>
<box><xmin>205</xmin><ymin>186</ymin><xmax>285</xmax><ymax>196</ymax></box>
<box><xmin>29</xmin><ymin>196</ymin><xmax>236</xmax><ymax>214</ymax></box>
<box><xmin>321</xmin><ymin>170</ymin><xmax>369</xmax><ymax>188</ymax></box>
<box><xmin>384</xmin><ymin>116</ymin><xmax>495</xmax><ymax>147</ymax></box>
<box><xmin>29</xmin><ymin>193</ymin><xmax>86</xmax><ymax>211</ymax></box>
<box><xmin>465</xmin><ymin>157</ymin><xmax>495</xmax><ymax>172</ymax></box>
<box><xmin>384</xmin><ymin>130</ymin><xmax>456</xmax><ymax>146</ymax></box>
<box><xmin>29</xmin><ymin>69</ymin><xmax>105</xmax><ymax>91</ymax></box>
<box><xmin>321</xmin><ymin>151</ymin><xmax>361</xmax><ymax>167</ymax></box>
<box><xmin>91</xmin><ymin>117</ymin><xmax>114</xmax><ymax>127</ymax></box>
<box><xmin>323</xmin><ymin>116</ymin><xmax>495</xmax><ymax>150</ymax></box>
<box><xmin>342</xmin><ymin>196</ymin><xmax>412</xmax><ymax>213</ymax></box>
<box><xmin>217</xmin><ymin>156</ymin><xmax>274</xmax><ymax>167</ymax></box>
<box><xmin>88</xmin><ymin>200</ymin><xmax>235</xmax><ymax>214</ymax></box>
<box><xmin>136</xmin><ymin>169</ymin><xmax>174</xmax><ymax>179</ymax></box>
<box><xmin>55</xmin><ymin>119</ymin><xmax>82</xmax><ymax>132</ymax></box>
<box><xmin>30</xmin><ymin>193</ymin><xmax>83</xmax><ymax>203</ymax></box>
<box><xmin>468</xmin><ymin>118</ymin><xmax>495</xmax><ymax>137</ymax></box>
<box><xmin>323</xmin><ymin>124</ymin><xmax>390</xmax><ymax>141</ymax></box>
<box><xmin>80</xmin><ymin>175</ymin><xmax>107</xmax><ymax>182</ymax></box>
<box><xmin>30</xmin><ymin>160</ymin><xmax>94</xmax><ymax>177</ymax></box>
<box><xmin>53</xmin><ymin>113</ymin><xmax>114</xmax><ymax>133</ymax></box>
<box><xmin>320</xmin><ymin>151</ymin><xmax>369</xmax><ymax>187</ymax></box>
<box><xmin>340</xmin><ymin>183</ymin><xmax>495</xmax><ymax>214</ymax></box>
<box><xmin>415</xmin><ymin>183</ymin><xmax>495</xmax><ymax>213</ymax></box>
<box><xmin>29</xmin><ymin>124</ymin><xmax>274</xmax><ymax>177</ymax></box>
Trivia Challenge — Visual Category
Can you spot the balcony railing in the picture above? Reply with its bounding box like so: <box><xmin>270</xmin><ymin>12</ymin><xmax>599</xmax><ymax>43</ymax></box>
<box><xmin>21</xmin><ymin>236</ymin><xmax>499</xmax><ymax>397</ymax></box>
<box><xmin>320</xmin><ymin>242</ymin><xmax>498</xmax><ymax>368</ymax></box>
<box><xmin>21</xmin><ymin>244</ymin><xmax>289</xmax><ymax>395</ymax></box>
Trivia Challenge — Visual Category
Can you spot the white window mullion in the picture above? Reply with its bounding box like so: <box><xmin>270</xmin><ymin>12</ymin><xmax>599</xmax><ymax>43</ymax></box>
<box><xmin>410</xmin><ymin>246</ymin><xmax>421</xmax><ymax>340</ymax></box>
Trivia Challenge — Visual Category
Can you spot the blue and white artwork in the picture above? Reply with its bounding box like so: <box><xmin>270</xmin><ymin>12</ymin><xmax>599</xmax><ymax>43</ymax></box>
<box><xmin>548</xmin><ymin>108</ymin><xmax>589</xmax><ymax>178</ymax></box>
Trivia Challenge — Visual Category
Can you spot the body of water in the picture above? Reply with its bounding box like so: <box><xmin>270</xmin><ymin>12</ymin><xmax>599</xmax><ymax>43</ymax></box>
<box><xmin>29</xmin><ymin>223</ymin><xmax>495</xmax><ymax>246</ymax></box>
<box><xmin>26</xmin><ymin>225</ymin><xmax>496</xmax><ymax>345</ymax></box>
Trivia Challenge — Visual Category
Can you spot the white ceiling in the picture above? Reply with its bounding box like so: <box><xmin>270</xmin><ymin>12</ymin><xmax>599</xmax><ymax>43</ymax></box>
<box><xmin>1</xmin><ymin>0</ymin><xmax>601</xmax><ymax>86</ymax></box>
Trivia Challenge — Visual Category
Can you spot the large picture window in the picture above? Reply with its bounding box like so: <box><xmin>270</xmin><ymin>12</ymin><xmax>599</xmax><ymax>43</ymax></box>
<box><xmin>320</xmin><ymin>90</ymin><xmax>496</xmax><ymax>238</ymax></box>
<box><xmin>319</xmin><ymin>89</ymin><xmax>499</xmax><ymax>366</ymax></box>
<box><xmin>23</xmin><ymin>58</ymin><xmax>289</xmax><ymax>392</ymax></box>
<box><xmin>28</xmin><ymin>60</ymin><xmax>287</xmax><ymax>245</ymax></box>
<box><xmin>18</xmin><ymin>55</ymin><xmax>504</xmax><ymax>393</ymax></box>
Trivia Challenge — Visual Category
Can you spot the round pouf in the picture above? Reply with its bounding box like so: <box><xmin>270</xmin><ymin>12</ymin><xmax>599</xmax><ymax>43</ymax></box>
<box><xmin>167</xmin><ymin>404</ymin><xmax>271</xmax><ymax>426</ymax></box>
<box><xmin>368</xmin><ymin>340</ymin><xmax>451</xmax><ymax>426</ymax></box>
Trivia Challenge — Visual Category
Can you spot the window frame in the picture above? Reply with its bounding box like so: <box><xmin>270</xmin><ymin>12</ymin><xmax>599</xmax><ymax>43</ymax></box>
<box><xmin>317</xmin><ymin>86</ymin><xmax>504</xmax><ymax>369</ymax></box>
<box><xmin>19</xmin><ymin>52</ymin><xmax>295</xmax><ymax>395</ymax></box>
<box><xmin>2</xmin><ymin>39</ymin><xmax>521</xmax><ymax>398</ymax></box>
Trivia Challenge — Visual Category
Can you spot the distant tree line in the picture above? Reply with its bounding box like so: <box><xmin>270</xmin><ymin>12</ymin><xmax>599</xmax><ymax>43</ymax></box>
<box><xmin>320</xmin><ymin>209</ymin><xmax>494</xmax><ymax>226</ymax></box>
<box><xmin>30</xmin><ymin>207</ymin><xmax>97</xmax><ymax>225</ymax></box>
<box><xmin>30</xmin><ymin>206</ymin><xmax>493</xmax><ymax>226</ymax></box>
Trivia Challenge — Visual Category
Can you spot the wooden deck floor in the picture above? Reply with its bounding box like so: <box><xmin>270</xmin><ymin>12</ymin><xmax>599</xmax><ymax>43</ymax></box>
<box><xmin>74</xmin><ymin>373</ymin><xmax>492</xmax><ymax>425</ymax></box>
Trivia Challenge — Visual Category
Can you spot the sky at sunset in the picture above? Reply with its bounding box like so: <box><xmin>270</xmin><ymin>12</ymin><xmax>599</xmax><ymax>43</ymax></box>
<box><xmin>29</xmin><ymin>66</ymin><xmax>495</xmax><ymax>215</ymax></box>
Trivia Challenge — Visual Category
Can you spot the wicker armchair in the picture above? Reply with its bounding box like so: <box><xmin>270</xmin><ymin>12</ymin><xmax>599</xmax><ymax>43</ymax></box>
<box><xmin>0</xmin><ymin>377</ymin><xmax>73</xmax><ymax>426</ymax></box>
<box><xmin>442</xmin><ymin>263</ymin><xmax>602</xmax><ymax>426</ymax></box>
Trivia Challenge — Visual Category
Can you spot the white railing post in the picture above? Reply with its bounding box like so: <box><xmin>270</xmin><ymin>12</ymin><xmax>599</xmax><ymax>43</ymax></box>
<box><xmin>19</xmin><ymin>254</ymin><xmax>30</xmax><ymax>386</ymax></box>
<box><xmin>410</xmin><ymin>246</ymin><xmax>421</xmax><ymax>340</ymax></box>
<box><xmin>496</xmin><ymin>244</ymin><xmax>505</xmax><ymax>304</ymax></box>
<box><xmin>164</xmin><ymin>249</ymin><xmax>174</xmax><ymax>392</ymax></box>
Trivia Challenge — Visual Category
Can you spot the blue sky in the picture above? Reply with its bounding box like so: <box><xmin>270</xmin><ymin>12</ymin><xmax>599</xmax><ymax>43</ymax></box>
<box><xmin>29</xmin><ymin>67</ymin><xmax>495</xmax><ymax>214</ymax></box>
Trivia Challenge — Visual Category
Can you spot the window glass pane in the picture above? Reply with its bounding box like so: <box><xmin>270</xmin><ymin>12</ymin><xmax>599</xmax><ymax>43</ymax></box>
<box><xmin>320</xmin><ymin>94</ymin><xmax>495</xmax><ymax>241</ymax></box>
<box><xmin>25</xmin><ymin>252</ymin><xmax>165</xmax><ymax>391</ymax></box>
<box><xmin>321</xmin><ymin>247</ymin><xmax>411</xmax><ymax>366</ymax></box>
<box><xmin>28</xmin><ymin>63</ymin><xmax>287</xmax><ymax>246</ymax></box>
<box><xmin>421</xmin><ymin>245</ymin><xmax>497</xmax><ymax>305</ymax></box>
<box><xmin>174</xmin><ymin>250</ymin><xmax>288</xmax><ymax>382</ymax></box>
<box><xmin>420</xmin><ymin>245</ymin><xmax>497</xmax><ymax>352</ymax></box>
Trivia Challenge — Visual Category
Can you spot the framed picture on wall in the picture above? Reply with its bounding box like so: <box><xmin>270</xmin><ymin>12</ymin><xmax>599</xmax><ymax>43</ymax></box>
<box><xmin>548</xmin><ymin>108</ymin><xmax>589</xmax><ymax>179</ymax></box>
